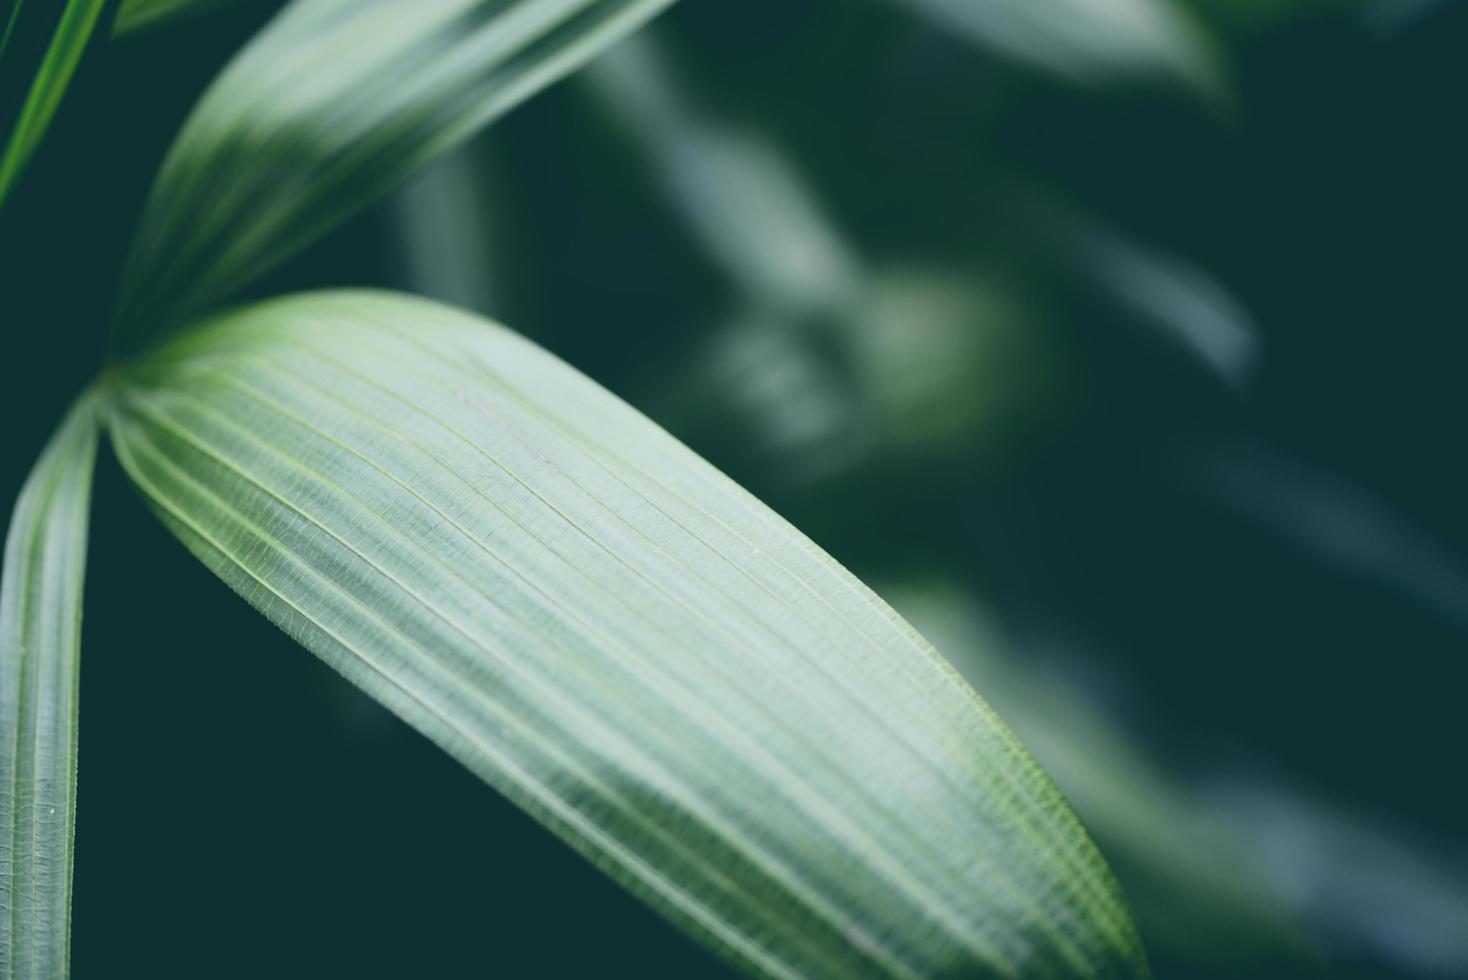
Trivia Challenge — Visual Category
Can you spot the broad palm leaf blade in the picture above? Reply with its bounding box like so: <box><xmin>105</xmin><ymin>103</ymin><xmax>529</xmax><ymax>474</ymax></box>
<box><xmin>107</xmin><ymin>290</ymin><xmax>1148</xmax><ymax>980</ymax></box>
<box><xmin>112</xmin><ymin>0</ymin><xmax>677</xmax><ymax>350</ymax></box>
<box><xmin>1</xmin><ymin>392</ymin><xmax>100</xmax><ymax>978</ymax></box>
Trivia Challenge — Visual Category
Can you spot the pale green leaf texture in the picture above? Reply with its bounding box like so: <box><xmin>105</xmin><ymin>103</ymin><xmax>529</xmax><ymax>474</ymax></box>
<box><xmin>0</xmin><ymin>0</ymin><xmax>112</xmax><ymax>210</ymax></box>
<box><xmin>886</xmin><ymin>0</ymin><xmax>1221</xmax><ymax>97</ymax></box>
<box><xmin>113</xmin><ymin>0</ymin><xmax>676</xmax><ymax>350</ymax></box>
<box><xmin>1</xmin><ymin>392</ymin><xmax>100</xmax><ymax>978</ymax></box>
<box><xmin>108</xmin><ymin>290</ymin><xmax>1147</xmax><ymax>980</ymax></box>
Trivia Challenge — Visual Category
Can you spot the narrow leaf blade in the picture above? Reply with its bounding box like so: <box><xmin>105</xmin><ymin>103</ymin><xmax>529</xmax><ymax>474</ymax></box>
<box><xmin>113</xmin><ymin>0</ymin><xmax>676</xmax><ymax>349</ymax></box>
<box><xmin>0</xmin><ymin>0</ymin><xmax>113</xmax><ymax>210</ymax></box>
<box><xmin>1</xmin><ymin>391</ymin><xmax>100</xmax><ymax>978</ymax></box>
<box><xmin>109</xmin><ymin>290</ymin><xmax>1148</xmax><ymax>979</ymax></box>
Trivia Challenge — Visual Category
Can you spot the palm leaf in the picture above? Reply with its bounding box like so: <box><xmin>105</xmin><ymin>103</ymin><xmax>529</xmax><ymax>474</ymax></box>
<box><xmin>1</xmin><ymin>391</ymin><xmax>100</xmax><ymax>978</ymax></box>
<box><xmin>112</xmin><ymin>0</ymin><xmax>676</xmax><ymax>351</ymax></box>
<box><xmin>0</xmin><ymin>0</ymin><xmax>113</xmax><ymax>210</ymax></box>
<box><xmin>106</xmin><ymin>290</ymin><xmax>1148</xmax><ymax>980</ymax></box>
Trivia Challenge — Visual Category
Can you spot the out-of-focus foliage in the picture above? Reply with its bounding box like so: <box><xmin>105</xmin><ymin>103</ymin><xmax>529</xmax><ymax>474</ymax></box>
<box><xmin>1208</xmin><ymin>779</ymin><xmax>1468</xmax><ymax>977</ymax></box>
<box><xmin>890</xmin><ymin>579</ymin><xmax>1468</xmax><ymax>976</ymax></box>
<box><xmin>391</xmin><ymin>145</ymin><xmax>503</xmax><ymax>316</ymax></box>
<box><xmin>886</xmin><ymin>0</ymin><xmax>1222</xmax><ymax>95</ymax></box>
<box><xmin>883</xmin><ymin>581</ymin><xmax>1302</xmax><ymax>964</ymax></box>
<box><xmin>587</xmin><ymin>37</ymin><xmax>1064</xmax><ymax>490</ymax></box>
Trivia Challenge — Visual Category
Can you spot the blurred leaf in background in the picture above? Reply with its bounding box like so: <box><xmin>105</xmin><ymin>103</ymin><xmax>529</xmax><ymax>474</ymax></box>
<box><xmin>882</xmin><ymin>580</ymin><xmax>1305</xmax><ymax>969</ymax></box>
<box><xmin>885</xmin><ymin>0</ymin><xmax>1223</xmax><ymax>96</ymax></box>
<box><xmin>889</xmin><ymin>578</ymin><xmax>1468</xmax><ymax>978</ymax></box>
<box><xmin>390</xmin><ymin>142</ymin><xmax>504</xmax><ymax>317</ymax></box>
<box><xmin>586</xmin><ymin>35</ymin><xmax>1067</xmax><ymax>493</ymax></box>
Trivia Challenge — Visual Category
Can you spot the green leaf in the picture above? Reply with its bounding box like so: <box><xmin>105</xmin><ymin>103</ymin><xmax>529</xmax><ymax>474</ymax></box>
<box><xmin>0</xmin><ymin>0</ymin><xmax>113</xmax><ymax>210</ymax></box>
<box><xmin>112</xmin><ymin>0</ymin><xmax>677</xmax><ymax>351</ymax></box>
<box><xmin>1</xmin><ymin>391</ymin><xmax>101</xmax><ymax>978</ymax></box>
<box><xmin>107</xmin><ymin>290</ymin><xmax>1148</xmax><ymax>980</ymax></box>
<box><xmin>587</xmin><ymin>33</ymin><xmax>862</xmax><ymax>321</ymax></box>
<box><xmin>111</xmin><ymin>0</ymin><xmax>236</xmax><ymax>35</ymax></box>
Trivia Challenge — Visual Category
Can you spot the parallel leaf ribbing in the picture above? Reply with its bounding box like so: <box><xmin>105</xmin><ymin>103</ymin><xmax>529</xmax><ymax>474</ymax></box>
<box><xmin>112</xmin><ymin>0</ymin><xmax>677</xmax><ymax>348</ymax></box>
<box><xmin>0</xmin><ymin>393</ymin><xmax>99</xmax><ymax>979</ymax></box>
<box><xmin>110</xmin><ymin>291</ymin><xmax>1148</xmax><ymax>980</ymax></box>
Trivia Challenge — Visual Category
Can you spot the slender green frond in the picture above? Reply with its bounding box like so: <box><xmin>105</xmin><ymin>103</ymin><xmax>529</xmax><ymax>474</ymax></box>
<box><xmin>108</xmin><ymin>290</ymin><xmax>1148</xmax><ymax>980</ymax></box>
<box><xmin>112</xmin><ymin>0</ymin><xmax>677</xmax><ymax>351</ymax></box>
<box><xmin>112</xmin><ymin>0</ymin><xmax>236</xmax><ymax>35</ymax></box>
<box><xmin>0</xmin><ymin>0</ymin><xmax>113</xmax><ymax>211</ymax></box>
<box><xmin>1</xmin><ymin>391</ymin><xmax>101</xmax><ymax>979</ymax></box>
